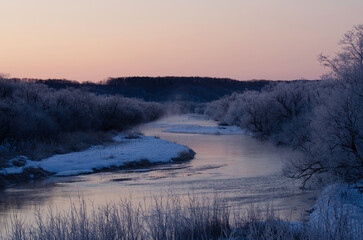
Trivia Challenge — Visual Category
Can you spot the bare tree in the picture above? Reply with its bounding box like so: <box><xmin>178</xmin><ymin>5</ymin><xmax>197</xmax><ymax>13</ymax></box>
<box><xmin>287</xmin><ymin>25</ymin><xmax>363</xmax><ymax>187</ymax></box>
<box><xmin>319</xmin><ymin>24</ymin><xmax>363</xmax><ymax>93</ymax></box>
<box><xmin>204</xmin><ymin>25</ymin><xmax>363</xmax><ymax>187</ymax></box>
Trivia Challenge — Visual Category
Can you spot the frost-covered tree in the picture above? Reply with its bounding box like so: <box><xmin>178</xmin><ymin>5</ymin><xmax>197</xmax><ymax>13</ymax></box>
<box><xmin>0</xmin><ymin>79</ymin><xmax>165</xmax><ymax>152</ymax></box>
<box><xmin>204</xmin><ymin>93</ymin><xmax>239</xmax><ymax>122</ymax></box>
<box><xmin>319</xmin><ymin>24</ymin><xmax>363</xmax><ymax>92</ymax></box>
<box><xmin>204</xmin><ymin>25</ymin><xmax>363</xmax><ymax>187</ymax></box>
<box><xmin>205</xmin><ymin>81</ymin><xmax>318</xmax><ymax>143</ymax></box>
<box><xmin>287</xmin><ymin>25</ymin><xmax>363</xmax><ymax>186</ymax></box>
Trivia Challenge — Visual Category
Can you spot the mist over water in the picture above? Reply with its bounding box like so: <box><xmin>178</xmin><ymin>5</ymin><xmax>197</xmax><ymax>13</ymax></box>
<box><xmin>0</xmin><ymin>114</ymin><xmax>316</xmax><ymax>231</ymax></box>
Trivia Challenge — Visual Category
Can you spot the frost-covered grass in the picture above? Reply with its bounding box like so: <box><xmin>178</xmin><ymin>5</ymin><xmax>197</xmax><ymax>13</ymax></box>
<box><xmin>2</xmin><ymin>186</ymin><xmax>362</xmax><ymax>240</ymax></box>
<box><xmin>308</xmin><ymin>183</ymin><xmax>363</xmax><ymax>239</ymax></box>
<box><xmin>0</xmin><ymin>134</ymin><xmax>195</xmax><ymax>177</ymax></box>
<box><xmin>2</xmin><ymin>194</ymin><xmax>230</xmax><ymax>240</ymax></box>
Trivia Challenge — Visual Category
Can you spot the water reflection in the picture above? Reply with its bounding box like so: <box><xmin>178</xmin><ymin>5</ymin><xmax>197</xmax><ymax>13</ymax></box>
<box><xmin>0</xmin><ymin>114</ymin><xmax>316</xmax><ymax>231</ymax></box>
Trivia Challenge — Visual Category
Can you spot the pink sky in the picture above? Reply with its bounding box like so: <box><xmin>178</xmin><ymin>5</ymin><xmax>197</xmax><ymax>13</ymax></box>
<box><xmin>1</xmin><ymin>0</ymin><xmax>362</xmax><ymax>82</ymax></box>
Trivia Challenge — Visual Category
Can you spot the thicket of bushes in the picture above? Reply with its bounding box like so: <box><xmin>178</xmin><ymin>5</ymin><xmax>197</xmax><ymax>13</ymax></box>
<box><xmin>204</xmin><ymin>25</ymin><xmax>363</xmax><ymax>187</ymax></box>
<box><xmin>0</xmin><ymin>79</ymin><xmax>164</xmax><ymax>160</ymax></box>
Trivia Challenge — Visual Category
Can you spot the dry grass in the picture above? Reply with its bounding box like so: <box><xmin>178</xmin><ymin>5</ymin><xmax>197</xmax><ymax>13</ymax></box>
<box><xmin>2</xmin><ymin>194</ymin><xmax>362</xmax><ymax>240</ymax></box>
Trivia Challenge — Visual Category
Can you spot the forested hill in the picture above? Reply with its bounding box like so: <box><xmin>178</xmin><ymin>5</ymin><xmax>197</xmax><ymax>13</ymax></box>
<box><xmin>34</xmin><ymin>77</ymin><xmax>276</xmax><ymax>102</ymax></box>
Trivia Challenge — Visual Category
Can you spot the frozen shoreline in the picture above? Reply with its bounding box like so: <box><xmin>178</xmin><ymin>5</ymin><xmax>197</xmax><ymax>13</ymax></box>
<box><xmin>0</xmin><ymin>134</ymin><xmax>195</xmax><ymax>178</ymax></box>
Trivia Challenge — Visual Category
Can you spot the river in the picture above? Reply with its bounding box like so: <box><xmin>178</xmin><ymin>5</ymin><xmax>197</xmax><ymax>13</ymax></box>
<box><xmin>0</xmin><ymin>114</ymin><xmax>316</xmax><ymax>231</ymax></box>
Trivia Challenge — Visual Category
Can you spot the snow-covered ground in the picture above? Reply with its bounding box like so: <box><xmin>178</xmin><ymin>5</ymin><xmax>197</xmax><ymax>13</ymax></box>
<box><xmin>0</xmin><ymin>134</ymin><xmax>194</xmax><ymax>177</ymax></box>
<box><xmin>308</xmin><ymin>183</ymin><xmax>363</xmax><ymax>236</ymax></box>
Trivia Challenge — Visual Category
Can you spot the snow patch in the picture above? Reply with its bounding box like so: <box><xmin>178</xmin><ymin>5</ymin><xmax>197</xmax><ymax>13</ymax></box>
<box><xmin>0</xmin><ymin>166</ymin><xmax>25</xmax><ymax>175</ymax></box>
<box><xmin>308</xmin><ymin>183</ymin><xmax>363</xmax><ymax>235</ymax></box>
<box><xmin>2</xmin><ymin>135</ymin><xmax>194</xmax><ymax>177</ymax></box>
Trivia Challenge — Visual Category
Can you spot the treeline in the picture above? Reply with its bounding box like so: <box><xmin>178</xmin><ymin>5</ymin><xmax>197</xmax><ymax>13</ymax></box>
<box><xmin>205</xmin><ymin>25</ymin><xmax>363</xmax><ymax>187</ymax></box>
<box><xmin>32</xmin><ymin>77</ymin><xmax>275</xmax><ymax>102</ymax></box>
<box><xmin>205</xmin><ymin>80</ymin><xmax>323</xmax><ymax>144</ymax></box>
<box><xmin>104</xmin><ymin>77</ymin><xmax>272</xmax><ymax>102</ymax></box>
<box><xmin>0</xmin><ymin>79</ymin><xmax>164</xmax><ymax>156</ymax></box>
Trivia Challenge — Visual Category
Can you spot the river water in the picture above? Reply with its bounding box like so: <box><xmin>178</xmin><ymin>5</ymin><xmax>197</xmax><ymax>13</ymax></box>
<box><xmin>0</xmin><ymin>114</ymin><xmax>317</xmax><ymax>231</ymax></box>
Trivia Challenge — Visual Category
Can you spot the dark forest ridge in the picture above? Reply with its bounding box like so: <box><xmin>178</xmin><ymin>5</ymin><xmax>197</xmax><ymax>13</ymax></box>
<box><xmin>27</xmin><ymin>76</ymin><xmax>309</xmax><ymax>102</ymax></box>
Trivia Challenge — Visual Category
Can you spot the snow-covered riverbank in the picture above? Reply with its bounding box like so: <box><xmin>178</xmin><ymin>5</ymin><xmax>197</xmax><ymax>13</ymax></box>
<box><xmin>308</xmin><ymin>183</ymin><xmax>363</xmax><ymax>237</ymax></box>
<box><xmin>0</xmin><ymin>134</ymin><xmax>195</xmax><ymax>179</ymax></box>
